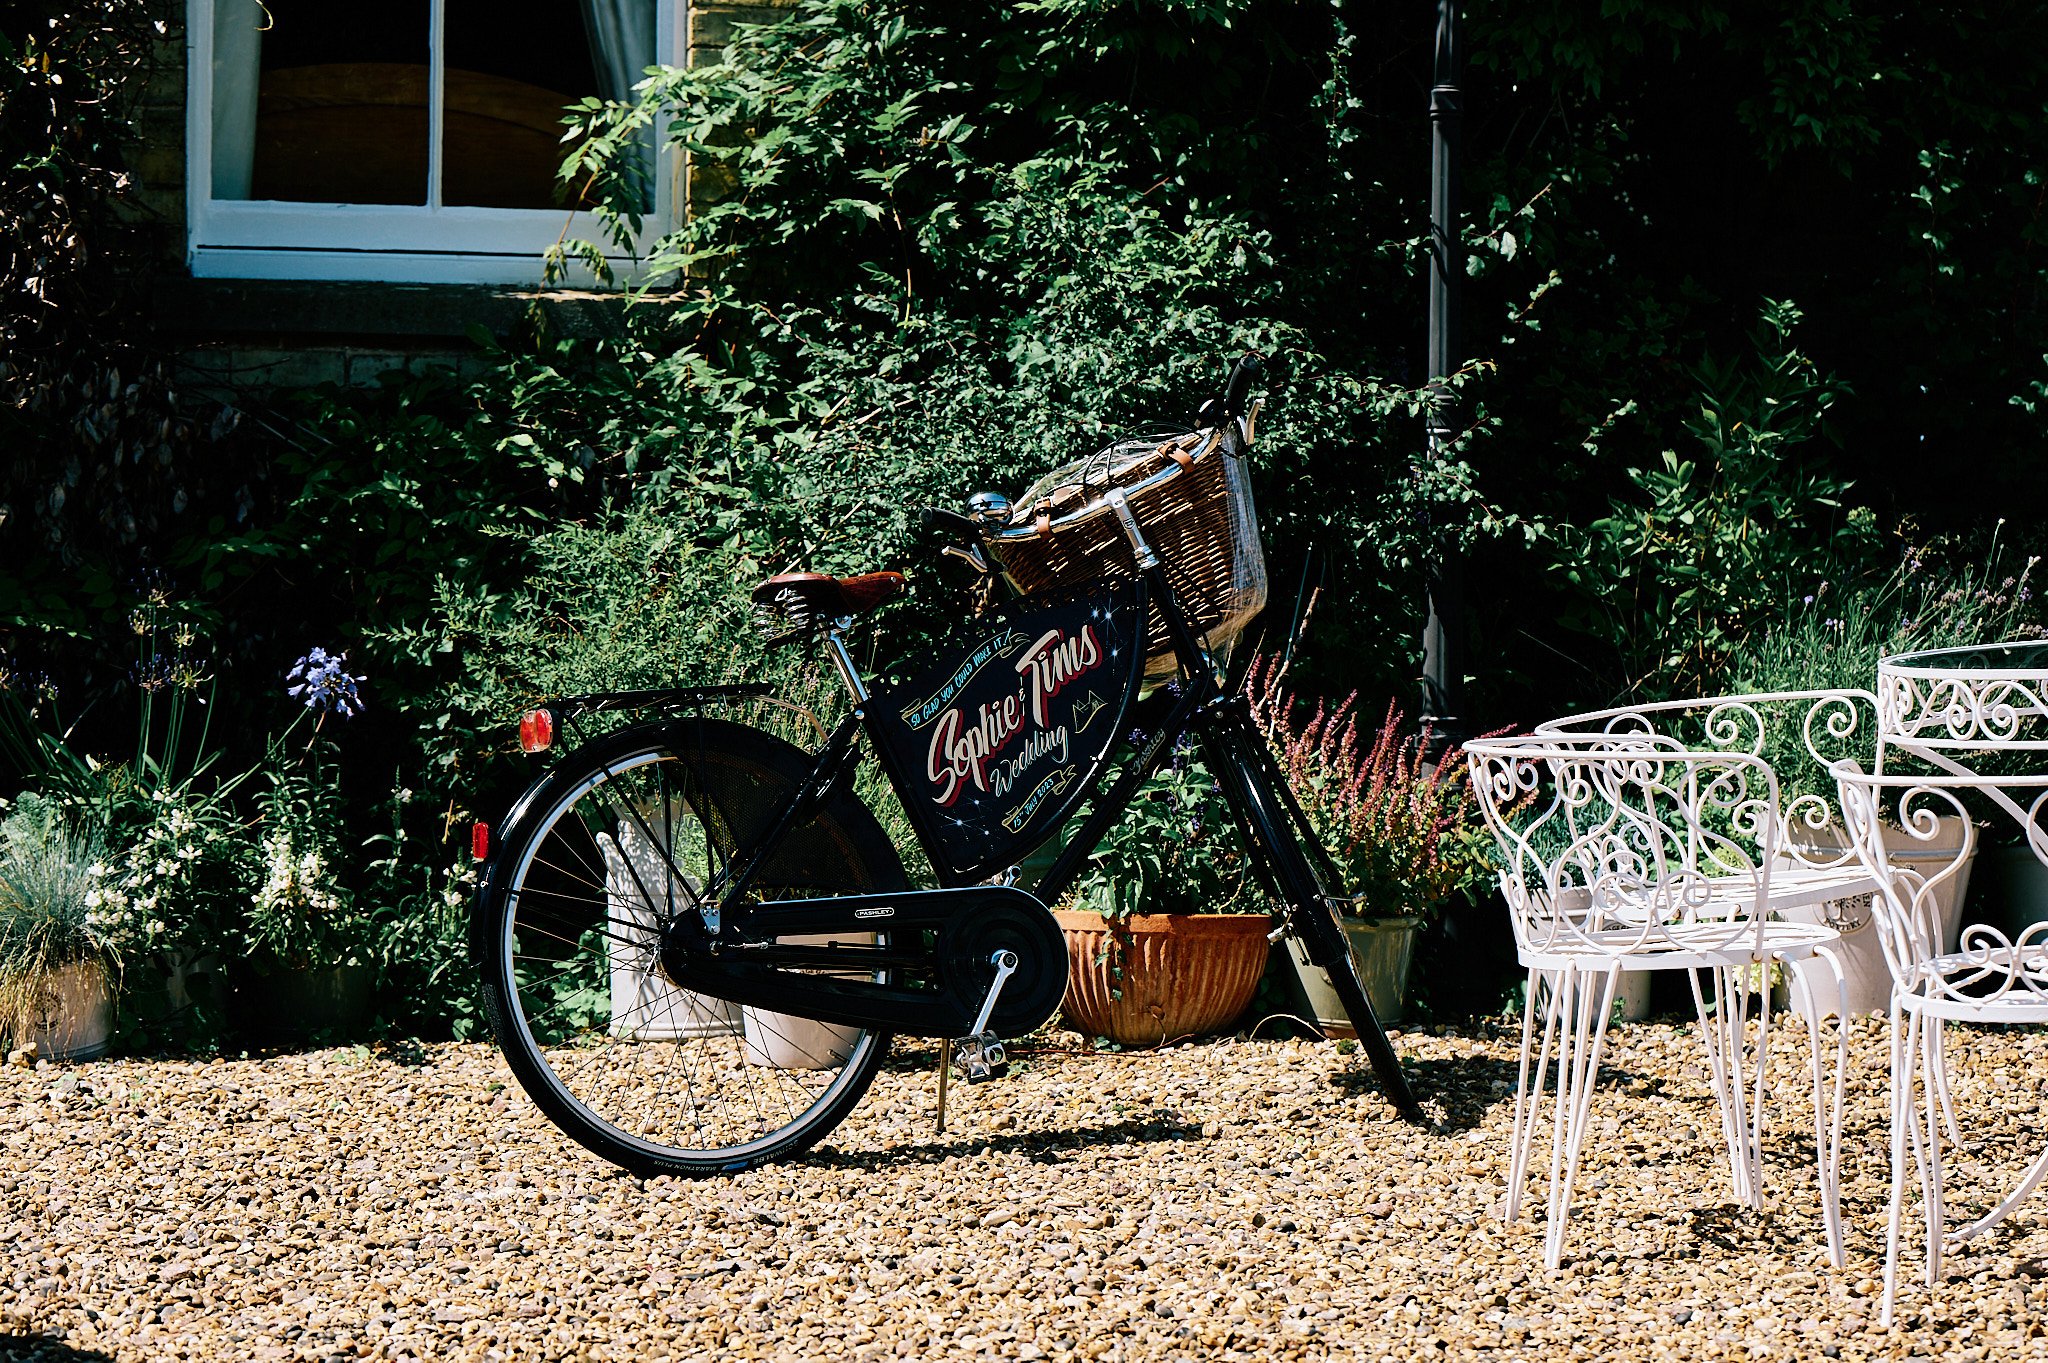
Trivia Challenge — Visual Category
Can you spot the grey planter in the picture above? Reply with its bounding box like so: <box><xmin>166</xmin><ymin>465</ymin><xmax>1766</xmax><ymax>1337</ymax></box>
<box><xmin>1280</xmin><ymin>916</ymin><xmax>1420</xmax><ymax>1035</ymax></box>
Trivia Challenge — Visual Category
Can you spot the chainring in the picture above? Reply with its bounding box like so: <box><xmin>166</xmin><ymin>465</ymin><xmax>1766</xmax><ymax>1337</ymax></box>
<box><xmin>935</xmin><ymin>894</ymin><xmax>1067</xmax><ymax>1037</ymax></box>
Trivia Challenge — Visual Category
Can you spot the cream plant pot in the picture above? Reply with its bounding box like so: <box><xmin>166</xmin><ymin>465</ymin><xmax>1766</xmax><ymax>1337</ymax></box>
<box><xmin>14</xmin><ymin>961</ymin><xmax>113</xmax><ymax>1061</ymax></box>
<box><xmin>1281</xmin><ymin>916</ymin><xmax>1423</xmax><ymax>1034</ymax></box>
<box><xmin>1781</xmin><ymin>815</ymin><xmax>1978</xmax><ymax>1017</ymax></box>
<box><xmin>601</xmin><ymin>812</ymin><xmax>739</xmax><ymax>1041</ymax></box>
<box><xmin>741</xmin><ymin>932</ymin><xmax>876</xmax><ymax>1070</ymax></box>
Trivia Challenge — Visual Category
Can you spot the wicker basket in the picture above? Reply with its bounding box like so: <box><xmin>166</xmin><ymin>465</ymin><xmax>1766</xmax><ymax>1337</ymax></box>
<box><xmin>988</xmin><ymin>421</ymin><xmax>1267</xmax><ymax>677</ymax></box>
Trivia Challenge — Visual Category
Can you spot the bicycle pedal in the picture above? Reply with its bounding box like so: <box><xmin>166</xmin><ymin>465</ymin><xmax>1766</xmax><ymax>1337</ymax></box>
<box><xmin>952</xmin><ymin>1033</ymin><xmax>1008</xmax><ymax>1083</ymax></box>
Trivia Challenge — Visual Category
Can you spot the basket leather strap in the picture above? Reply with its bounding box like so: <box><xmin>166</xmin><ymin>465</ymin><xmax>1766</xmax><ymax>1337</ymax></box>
<box><xmin>1034</xmin><ymin>502</ymin><xmax>1052</xmax><ymax>537</ymax></box>
<box><xmin>1160</xmin><ymin>439</ymin><xmax>1194</xmax><ymax>470</ymax></box>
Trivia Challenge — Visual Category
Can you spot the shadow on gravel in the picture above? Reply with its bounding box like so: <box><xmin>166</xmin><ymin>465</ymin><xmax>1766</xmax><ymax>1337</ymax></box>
<box><xmin>0</xmin><ymin>1334</ymin><xmax>115</xmax><ymax>1362</ymax></box>
<box><xmin>807</xmin><ymin>1115</ymin><xmax>1203</xmax><ymax>1169</ymax></box>
<box><xmin>1327</xmin><ymin>1054</ymin><xmax>1527</xmax><ymax>1133</ymax></box>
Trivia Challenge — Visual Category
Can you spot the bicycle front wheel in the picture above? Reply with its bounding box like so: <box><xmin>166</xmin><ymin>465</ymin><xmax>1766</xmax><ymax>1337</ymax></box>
<box><xmin>473</xmin><ymin>716</ymin><xmax>908</xmax><ymax>1175</ymax></box>
<box><xmin>1208</xmin><ymin>716</ymin><xmax>1429</xmax><ymax>1124</ymax></box>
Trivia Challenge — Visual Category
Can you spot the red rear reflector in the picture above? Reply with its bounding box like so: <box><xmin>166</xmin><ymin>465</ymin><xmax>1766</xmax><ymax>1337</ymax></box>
<box><xmin>472</xmin><ymin>822</ymin><xmax>490</xmax><ymax>862</ymax></box>
<box><xmin>519</xmin><ymin>708</ymin><xmax>554</xmax><ymax>753</ymax></box>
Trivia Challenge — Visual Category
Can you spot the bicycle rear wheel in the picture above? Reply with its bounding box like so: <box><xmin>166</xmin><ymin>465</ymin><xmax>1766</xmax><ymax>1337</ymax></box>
<box><xmin>473</xmin><ymin>716</ymin><xmax>908</xmax><ymax>1175</ymax></box>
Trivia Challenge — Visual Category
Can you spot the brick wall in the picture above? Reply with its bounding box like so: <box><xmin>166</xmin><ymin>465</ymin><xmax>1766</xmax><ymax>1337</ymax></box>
<box><xmin>124</xmin><ymin>13</ymin><xmax>189</xmax><ymax>273</ymax></box>
<box><xmin>684</xmin><ymin>0</ymin><xmax>790</xmax><ymax>213</ymax></box>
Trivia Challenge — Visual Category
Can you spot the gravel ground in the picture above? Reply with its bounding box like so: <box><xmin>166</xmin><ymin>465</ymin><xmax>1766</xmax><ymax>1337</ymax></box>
<box><xmin>5</xmin><ymin>1016</ymin><xmax>2048</xmax><ymax>1362</ymax></box>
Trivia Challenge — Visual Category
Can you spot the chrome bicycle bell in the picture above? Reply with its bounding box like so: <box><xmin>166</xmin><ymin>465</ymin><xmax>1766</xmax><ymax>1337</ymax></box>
<box><xmin>965</xmin><ymin>491</ymin><xmax>1012</xmax><ymax>531</ymax></box>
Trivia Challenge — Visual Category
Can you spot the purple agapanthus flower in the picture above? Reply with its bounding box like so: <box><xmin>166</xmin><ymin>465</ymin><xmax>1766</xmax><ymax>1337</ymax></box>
<box><xmin>287</xmin><ymin>647</ymin><xmax>365</xmax><ymax>717</ymax></box>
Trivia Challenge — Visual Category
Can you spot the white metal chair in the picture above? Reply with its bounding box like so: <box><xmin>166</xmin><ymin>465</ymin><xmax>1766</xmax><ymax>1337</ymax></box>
<box><xmin>1832</xmin><ymin>763</ymin><xmax>2048</xmax><ymax>1324</ymax></box>
<box><xmin>1466</xmin><ymin>730</ymin><xmax>1850</xmax><ymax>1269</ymax></box>
<box><xmin>1538</xmin><ymin>691</ymin><xmax>1894</xmax><ymax>1018</ymax></box>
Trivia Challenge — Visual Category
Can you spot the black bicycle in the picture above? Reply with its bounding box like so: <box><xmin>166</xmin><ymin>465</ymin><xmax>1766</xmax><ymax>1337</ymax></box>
<box><xmin>471</xmin><ymin>355</ymin><xmax>1426</xmax><ymax>1176</ymax></box>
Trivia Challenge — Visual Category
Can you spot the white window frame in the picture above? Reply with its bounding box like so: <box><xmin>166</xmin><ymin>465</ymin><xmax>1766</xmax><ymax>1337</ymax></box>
<box><xmin>184</xmin><ymin>0</ymin><xmax>680</xmax><ymax>285</ymax></box>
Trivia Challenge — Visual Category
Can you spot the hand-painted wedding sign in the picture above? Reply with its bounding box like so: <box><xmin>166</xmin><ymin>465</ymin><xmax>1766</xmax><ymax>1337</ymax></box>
<box><xmin>869</xmin><ymin>580</ymin><xmax>1146</xmax><ymax>879</ymax></box>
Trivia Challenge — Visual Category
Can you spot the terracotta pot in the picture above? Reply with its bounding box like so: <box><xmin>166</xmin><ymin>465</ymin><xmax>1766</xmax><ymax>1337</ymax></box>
<box><xmin>1054</xmin><ymin>910</ymin><xmax>1269</xmax><ymax>1047</ymax></box>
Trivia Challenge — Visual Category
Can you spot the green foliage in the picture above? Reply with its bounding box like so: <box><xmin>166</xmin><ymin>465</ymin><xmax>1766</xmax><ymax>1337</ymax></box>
<box><xmin>1549</xmin><ymin>302</ymin><xmax>1881</xmax><ymax>698</ymax></box>
<box><xmin>416</xmin><ymin>499</ymin><xmax>765</xmax><ymax>731</ymax></box>
<box><xmin>515</xmin><ymin>927</ymin><xmax>611</xmax><ymax>1047</ymax></box>
<box><xmin>240</xmin><ymin>729</ymin><xmax>375</xmax><ymax>973</ymax></box>
<box><xmin>0</xmin><ymin>795</ymin><xmax>104</xmax><ymax>963</ymax></box>
<box><xmin>361</xmin><ymin>778</ymin><xmax>484</xmax><ymax>1041</ymax></box>
<box><xmin>549</xmin><ymin>0</ymin><xmax>1477</xmax><ymax>679</ymax></box>
<box><xmin>1064</xmin><ymin>737</ymin><xmax>1261</xmax><ymax>920</ymax></box>
<box><xmin>0</xmin><ymin>600</ymin><xmax>255</xmax><ymax>963</ymax></box>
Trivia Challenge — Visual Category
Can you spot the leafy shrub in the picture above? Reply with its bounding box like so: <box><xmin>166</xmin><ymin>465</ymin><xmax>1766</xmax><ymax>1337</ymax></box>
<box><xmin>1548</xmin><ymin>301</ymin><xmax>1881</xmax><ymax>699</ymax></box>
<box><xmin>1064</xmin><ymin>732</ymin><xmax>1261</xmax><ymax>921</ymax></box>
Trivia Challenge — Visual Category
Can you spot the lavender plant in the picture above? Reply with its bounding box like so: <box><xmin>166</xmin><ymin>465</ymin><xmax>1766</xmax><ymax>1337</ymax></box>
<box><xmin>1718</xmin><ymin>532</ymin><xmax>2048</xmax><ymax>821</ymax></box>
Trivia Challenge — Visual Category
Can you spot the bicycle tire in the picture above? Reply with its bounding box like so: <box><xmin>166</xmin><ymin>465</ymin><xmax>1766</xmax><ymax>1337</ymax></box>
<box><xmin>473</xmin><ymin>716</ymin><xmax>908</xmax><ymax>1175</ymax></box>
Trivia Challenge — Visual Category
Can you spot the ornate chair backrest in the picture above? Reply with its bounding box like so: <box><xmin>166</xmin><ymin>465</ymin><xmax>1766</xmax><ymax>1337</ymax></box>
<box><xmin>1831</xmin><ymin>762</ymin><xmax>2048</xmax><ymax>1012</ymax></box>
<box><xmin>1535</xmin><ymin>690</ymin><xmax>1878</xmax><ymax>874</ymax></box>
<box><xmin>1465</xmin><ymin>734</ymin><xmax>1785</xmax><ymax>961</ymax></box>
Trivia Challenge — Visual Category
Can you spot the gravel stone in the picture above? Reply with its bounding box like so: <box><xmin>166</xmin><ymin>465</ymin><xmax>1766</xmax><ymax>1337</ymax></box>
<box><xmin>2</xmin><ymin>1018</ymin><xmax>2045</xmax><ymax>1359</ymax></box>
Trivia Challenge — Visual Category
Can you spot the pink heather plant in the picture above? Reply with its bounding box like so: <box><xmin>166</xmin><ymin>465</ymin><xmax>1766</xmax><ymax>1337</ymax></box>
<box><xmin>1245</xmin><ymin>653</ymin><xmax>1493</xmax><ymax>919</ymax></box>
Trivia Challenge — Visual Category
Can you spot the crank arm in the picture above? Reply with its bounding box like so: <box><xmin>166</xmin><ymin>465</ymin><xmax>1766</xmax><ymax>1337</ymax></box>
<box><xmin>948</xmin><ymin>950</ymin><xmax>1019</xmax><ymax>1084</ymax></box>
<box><xmin>965</xmin><ymin>950</ymin><xmax>1018</xmax><ymax>1040</ymax></box>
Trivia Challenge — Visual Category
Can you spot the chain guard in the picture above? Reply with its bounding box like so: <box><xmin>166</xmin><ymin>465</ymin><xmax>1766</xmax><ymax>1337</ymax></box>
<box><xmin>658</xmin><ymin>885</ymin><xmax>1066</xmax><ymax>1037</ymax></box>
<box><xmin>936</xmin><ymin>894</ymin><xmax>1067</xmax><ymax>1038</ymax></box>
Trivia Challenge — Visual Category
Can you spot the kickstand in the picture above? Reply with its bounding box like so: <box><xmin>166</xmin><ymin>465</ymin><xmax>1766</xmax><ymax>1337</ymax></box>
<box><xmin>935</xmin><ymin>1041</ymin><xmax>950</xmax><ymax>1135</ymax></box>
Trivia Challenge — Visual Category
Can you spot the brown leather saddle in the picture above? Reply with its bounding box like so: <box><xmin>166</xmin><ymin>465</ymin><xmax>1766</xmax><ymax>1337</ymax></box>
<box><xmin>751</xmin><ymin>571</ymin><xmax>905</xmax><ymax>638</ymax></box>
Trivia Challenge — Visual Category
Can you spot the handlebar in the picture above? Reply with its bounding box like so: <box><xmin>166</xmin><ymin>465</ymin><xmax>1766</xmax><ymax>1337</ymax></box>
<box><xmin>921</xmin><ymin>506</ymin><xmax>982</xmax><ymax>539</ymax></box>
<box><xmin>1196</xmin><ymin>352</ymin><xmax>1263</xmax><ymax>427</ymax></box>
<box><xmin>1219</xmin><ymin>352</ymin><xmax>1262</xmax><ymax>418</ymax></box>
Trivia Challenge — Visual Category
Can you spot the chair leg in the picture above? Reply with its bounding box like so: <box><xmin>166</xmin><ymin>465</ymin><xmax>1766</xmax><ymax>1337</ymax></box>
<box><xmin>1542</xmin><ymin>961</ymin><xmax>1619</xmax><ymax>1269</ymax></box>
<box><xmin>1691</xmin><ymin>965</ymin><xmax>1762</xmax><ymax>1207</ymax></box>
<box><xmin>1929</xmin><ymin>1021</ymin><xmax>1968</xmax><ymax>1149</ymax></box>
<box><xmin>1919</xmin><ymin>1010</ymin><xmax>1947</xmax><ymax>1289</ymax></box>
<box><xmin>1882</xmin><ymin>1005</ymin><xmax>1909</xmax><ymax>1327</ymax></box>
<box><xmin>1504</xmin><ymin>967</ymin><xmax>1554</xmax><ymax>1225</ymax></box>
<box><xmin>1799</xmin><ymin>946</ymin><xmax>1848</xmax><ymax>1269</ymax></box>
<box><xmin>1749</xmin><ymin>962</ymin><xmax>1774</xmax><ymax>1204</ymax></box>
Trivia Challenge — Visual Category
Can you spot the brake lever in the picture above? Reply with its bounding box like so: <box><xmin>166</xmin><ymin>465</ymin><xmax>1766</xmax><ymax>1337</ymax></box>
<box><xmin>941</xmin><ymin>543</ymin><xmax>991</xmax><ymax>575</ymax></box>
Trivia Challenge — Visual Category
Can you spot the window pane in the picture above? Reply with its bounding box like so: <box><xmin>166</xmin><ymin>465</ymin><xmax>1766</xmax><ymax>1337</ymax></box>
<box><xmin>442</xmin><ymin>0</ymin><xmax>654</xmax><ymax>210</ymax></box>
<box><xmin>212</xmin><ymin>0</ymin><xmax>431</xmax><ymax>204</ymax></box>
